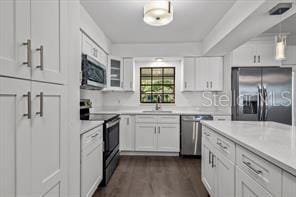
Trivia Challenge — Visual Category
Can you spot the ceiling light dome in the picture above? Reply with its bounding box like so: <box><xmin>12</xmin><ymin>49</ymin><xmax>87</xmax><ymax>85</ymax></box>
<box><xmin>143</xmin><ymin>1</ymin><xmax>173</xmax><ymax>26</ymax></box>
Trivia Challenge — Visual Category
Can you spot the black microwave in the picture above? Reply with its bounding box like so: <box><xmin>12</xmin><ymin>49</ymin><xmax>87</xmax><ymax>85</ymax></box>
<box><xmin>81</xmin><ymin>54</ymin><xmax>106</xmax><ymax>90</ymax></box>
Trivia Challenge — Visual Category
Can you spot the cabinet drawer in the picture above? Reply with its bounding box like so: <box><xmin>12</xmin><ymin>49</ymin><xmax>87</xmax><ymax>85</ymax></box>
<box><xmin>202</xmin><ymin>126</ymin><xmax>215</xmax><ymax>145</ymax></box>
<box><xmin>81</xmin><ymin>126</ymin><xmax>103</xmax><ymax>148</ymax></box>
<box><xmin>236</xmin><ymin>145</ymin><xmax>282</xmax><ymax>197</ymax></box>
<box><xmin>214</xmin><ymin>133</ymin><xmax>235</xmax><ymax>162</ymax></box>
<box><xmin>158</xmin><ymin>115</ymin><xmax>180</xmax><ymax>124</ymax></box>
<box><xmin>136</xmin><ymin>115</ymin><xmax>157</xmax><ymax>123</ymax></box>
<box><xmin>213</xmin><ymin>116</ymin><xmax>231</xmax><ymax>121</ymax></box>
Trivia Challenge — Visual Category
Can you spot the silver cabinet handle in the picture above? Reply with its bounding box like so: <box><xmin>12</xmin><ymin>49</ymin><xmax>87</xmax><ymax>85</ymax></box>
<box><xmin>22</xmin><ymin>39</ymin><xmax>32</xmax><ymax>67</ymax></box>
<box><xmin>210</xmin><ymin>81</ymin><xmax>213</xmax><ymax>89</ymax></box>
<box><xmin>258</xmin><ymin>55</ymin><xmax>261</xmax><ymax>63</ymax></box>
<box><xmin>217</xmin><ymin>142</ymin><xmax>227</xmax><ymax>150</ymax></box>
<box><xmin>254</xmin><ymin>55</ymin><xmax>256</xmax><ymax>63</ymax></box>
<box><xmin>23</xmin><ymin>92</ymin><xmax>32</xmax><ymax>119</ymax></box>
<box><xmin>36</xmin><ymin>45</ymin><xmax>44</xmax><ymax>70</ymax></box>
<box><xmin>212</xmin><ymin>154</ymin><xmax>215</xmax><ymax>168</ymax></box>
<box><xmin>127</xmin><ymin>117</ymin><xmax>130</xmax><ymax>125</ymax></box>
<box><xmin>36</xmin><ymin>92</ymin><xmax>44</xmax><ymax>117</ymax></box>
<box><xmin>184</xmin><ymin>82</ymin><xmax>187</xmax><ymax>89</ymax></box>
<box><xmin>91</xmin><ymin>133</ymin><xmax>99</xmax><ymax>138</ymax></box>
<box><xmin>154</xmin><ymin>126</ymin><xmax>157</xmax><ymax>134</ymax></box>
<box><xmin>158</xmin><ymin>126</ymin><xmax>160</xmax><ymax>134</ymax></box>
<box><xmin>243</xmin><ymin>161</ymin><xmax>262</xmax><ymax>175</ymax></box>
<box><xmin>206</xmin><ymin>81</ymin><xmax>209</xmax><ymax>88</ymax></box>
<box><xmin>209</xmin><ymin>151</ymin><xmax>212</xmax><ymax>164</ymax></box>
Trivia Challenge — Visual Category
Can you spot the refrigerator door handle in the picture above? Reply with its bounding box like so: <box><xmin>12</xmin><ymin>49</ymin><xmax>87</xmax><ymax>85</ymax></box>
<box><xmin>258</xmin><ymin>84</ymin><xmax>263</xmax><ymax>121</ymax></box>
<box><xmin>263</xmin><ymin>86</ymin><xmax>268</xmax><ymax>121</ymax></box>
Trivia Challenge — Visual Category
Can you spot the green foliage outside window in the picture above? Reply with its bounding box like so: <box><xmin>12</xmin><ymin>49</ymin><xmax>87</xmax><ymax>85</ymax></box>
<box><xmin>140</xmin><ymin>67</ymin><xmax>175</xmax><ymax>103</ymax></box>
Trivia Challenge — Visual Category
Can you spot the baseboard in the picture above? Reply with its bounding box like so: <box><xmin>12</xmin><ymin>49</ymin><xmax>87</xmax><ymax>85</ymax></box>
<box><xmin>120</xmin><ymin>151</ymin><xmax>179</xmax><ymax>156</ymax></box>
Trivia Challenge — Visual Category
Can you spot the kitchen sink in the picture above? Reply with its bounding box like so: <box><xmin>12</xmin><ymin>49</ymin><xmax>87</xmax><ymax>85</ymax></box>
<box><xmin>142</xmin><ymin>110</ymin><xmax>174</xmax><ymax>114</ymax></box>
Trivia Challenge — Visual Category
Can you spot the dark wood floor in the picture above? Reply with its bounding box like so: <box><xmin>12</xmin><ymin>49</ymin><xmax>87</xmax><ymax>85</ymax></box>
<box><xmin>94</xmin><ymin>156</ymin><xmax>208</xmax><ymax>197</ymax></box>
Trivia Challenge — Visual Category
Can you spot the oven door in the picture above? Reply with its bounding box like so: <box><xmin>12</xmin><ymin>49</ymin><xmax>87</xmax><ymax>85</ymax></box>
<box><xmin>82</xmin><ymin>54</ymin><xmax>106</xmax><ymax>89</ymax></box>
<box><xmin>104</xmin><ymin>118</ymin><xmax>120</xmax><ymax>164</ymax></box>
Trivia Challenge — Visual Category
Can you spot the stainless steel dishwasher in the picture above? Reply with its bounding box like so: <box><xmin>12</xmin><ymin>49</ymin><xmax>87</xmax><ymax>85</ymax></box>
<box><xmin>181</xmin><ymin>115</ymin><xmax>213</xmax><ymax>156</ymax></box>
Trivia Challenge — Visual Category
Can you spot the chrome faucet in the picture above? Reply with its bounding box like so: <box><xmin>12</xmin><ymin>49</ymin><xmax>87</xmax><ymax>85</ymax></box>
<box><xmin>155</xmin><ymin>95</ymin><xmax>161</xmax><ymax>111</ymax></box>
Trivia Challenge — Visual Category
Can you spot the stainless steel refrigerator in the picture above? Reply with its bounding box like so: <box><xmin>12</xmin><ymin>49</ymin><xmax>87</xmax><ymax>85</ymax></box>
<box><xmin>232</xmin><ymin>67</ymin><xmax>292</xmax><ymax>125</ymax></box>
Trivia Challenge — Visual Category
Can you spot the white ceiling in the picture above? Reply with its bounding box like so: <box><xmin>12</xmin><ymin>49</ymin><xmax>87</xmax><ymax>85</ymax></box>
<box><xmin>264</xmin><ymin>13</ymin><xmax>296</xmax><ymax>45</ymax></box>
<box><xmin>80</xmin><ymin>0</ymin><xmax>236</xmax><ymax>44</ymax></box>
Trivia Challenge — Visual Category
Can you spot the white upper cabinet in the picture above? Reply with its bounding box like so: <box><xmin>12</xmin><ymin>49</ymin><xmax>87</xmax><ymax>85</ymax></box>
<box><xmin>0</xmin><ymin>0</ymin><xmax>31</xmax><ymax>80</ymax></box>
<box><xmin>81</xmin><ymin>32</ymin><xmax>108</xmax><ymax>66</ymax></box>
<box><xmin>122</xmin><ymin>58</ymin><xmax>135</xmax><ymax>91</ymax></box>
<box><xmin>30</xmin><ymin>0</ymin><xmax>67</xmax><ymax>84</ymax></box>
<box><xmin>0</xmin><ymin>0</ymin><xmax>67</xmax><ymax>84</ymax></box>
<box><xmin>106</xmin><ymin>56</ymin><xmax>123</xmax><ymax>90</ymax></box>
<box><xmin>231</xmin><ymin>41</ymin><xmax>282</xmax><ymax>67</ymax></box>
<box><xmin>196</xmin><ymin>57</ymin><xmax>224</xmax><ymax>91</ymax></box>
<box><xmin>183</xmin><ymin>57</ymin><xmax>223</xmax><ymax>92</ymax></box>
<box><xmin>182</xmin><ymin>57</ymin><xmax>196</xmax><ymax>91</ymax></box>
<box><xmin>282</xmin><ymin>45</ymin><xmax>296</xmax><ymax>65</ymax></box>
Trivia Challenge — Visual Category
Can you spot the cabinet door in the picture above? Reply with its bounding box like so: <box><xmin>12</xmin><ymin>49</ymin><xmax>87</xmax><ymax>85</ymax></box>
<box><xmin>236</xmin><ymin>167</ymin><xmax>272</xmax><ymax>197</ymax></box>
<box><xmin>0</xmin><ymin>77</ymin><xmax>31</xmax><ymax>196</ymax></box>
<box><xmin>120</xmin><ymin>115</ymin><xmax>134</xmax><ymax>151</ymax></box>
<box><xmin>31</xmin><ymin>0</ymin><xmax>66</xmax><ymax>84</ymax></box>
<box><xmin>123</xmin><ymin>58</ymin><xmax>134</xmax><ymax>91</ymax></box>
<box><xmin>135</xmin><ymin>123</ymin><xmax>156</xmax><ymax>151</ymax></box>
<box><xmin>232</xmin><ymin>44</ymin><xmax>257</xmax><ymax>67</ymax></box>
<box><xmin>282</xmin><ymin>171</ymin><xmax>296</xmax><ymax>197</ymax></box>
<box><xmin>0</xmin><ymin>0</ymin><xmax>31</xmax><ymax>79</ymax></box>
<box><xmin>108</xmin><ymin>56</ymin><xmax>123</xmax><ymax>89</ymax></box>
<box><xmin>214</xmin><ymin>153</ymin><xmax>235</xmax><ymax>197</ymax></box>
<box><xmin>256</xmin><ymin>43</ymin><xmax>281</xmax><ymax>67</ymax></box>
<box><xmin>201</xmin><ymin>142</ymin><xmax>215</xmax><ymax>196</ymax></box>
<box><xmin>196</xmin><ymin>57</ymin><xmax>208</xmax><ymax>91</ymax></box>
<box><xmin>31</xmin><ymin>82</ymin><xmax>67</xmax><ymax>197</ymax></box>
<box><xmin>157</xmin><ymin>124</ymin><xmax>180</xmax><ymax>152</ymax></box>
<box><xmin>183</xmin><ymin>57</ymin><xmax>196</xmax><ymax>91</ymax></box>
<box><xmin>207</xmin><ymin>57</ymin><xmax>223</xmax><ymax>91</ymax></box>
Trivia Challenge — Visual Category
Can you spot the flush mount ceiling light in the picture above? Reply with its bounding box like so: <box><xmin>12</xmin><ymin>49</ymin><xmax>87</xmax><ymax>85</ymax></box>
<box><xmin>143</xmin><ymin>1</ymin><xmax>173</xmax><ymax>26</ymax></box>
<box><xmin>155</xmin><ymin>57</ymin><xmax>164</xmax><ymax>62</ymax></box>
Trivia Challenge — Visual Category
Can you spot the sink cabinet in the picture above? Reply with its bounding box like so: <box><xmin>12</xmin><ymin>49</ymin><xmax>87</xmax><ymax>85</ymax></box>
<box><xmin>135</xmin><ymin>115</ymin><xmax>180</xmax><ymax>152</ymax></box>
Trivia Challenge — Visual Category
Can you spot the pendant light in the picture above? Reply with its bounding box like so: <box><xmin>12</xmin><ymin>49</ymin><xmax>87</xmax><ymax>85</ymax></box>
<box><xmin>143</xmin><ymin>1</ymin><xmax>173</xmax><ymax>26</ymax></box>
<box><xmin>275</xmin><ymin>8</ymin><xmax>287</xmax><ymax>61</ymax></box>
<box><xmin>275</xmin><ymin>34</ymin><xmax>287</xmax><ymax>60</ymax></box>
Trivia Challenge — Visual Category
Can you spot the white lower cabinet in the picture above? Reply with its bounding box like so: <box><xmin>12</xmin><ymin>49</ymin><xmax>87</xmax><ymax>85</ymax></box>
<box><xmin>201</xmin><ymin>141</ymin><xmax>215</xmax><ymax>196</ymax></box>
<box><xmin>81</xmin><ymin>126</ymin><xmax>103</xmax><ymax>197</ymax></box>
<box><xmin>201</xmin><ymin>131</ymin><xmax>235</xmax><ymax>197</ymax></box>
<box><xmin>214</xmin><ymin>153</ymin><xmax>235</xmax><ymax>197</ymax></box>
<box><xmin>282</xmin><ymin>171</ymin><xmax>296</xmax><ymax>197</ymax></box>
<box><xmin>135</xmin><ymin>115</ymin><xmax>180</xmax><ymax>152</ymax></box>
<box><xmin>135</xmin><ymin>123</ymin><xmax>157</xmax><ymax>151</ymax></box>
<box><xmin>0</xmin><ymin>77</ymin><xmax>67</xmax><ymax>197</ymax></box>
<box><xmin>157</xmin><ymin>124</ymin><xmax>180</xmax><ymax>152</ymax></box>
<box><xmin>236</xmin><ymin>167</ymin><xmax>272</xmax><ymax>197</ymax></box>
<box><xmin>119</xmin><ymin>115</ymin><xmax>135</xmax><ymax>151</ymax></box>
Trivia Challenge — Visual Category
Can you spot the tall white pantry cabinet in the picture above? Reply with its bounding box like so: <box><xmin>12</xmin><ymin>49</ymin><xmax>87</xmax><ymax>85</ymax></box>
<box><xmin>0</xmin><ymin>1</ymin><xmax>69</xmax><ymax>197</ymax></box>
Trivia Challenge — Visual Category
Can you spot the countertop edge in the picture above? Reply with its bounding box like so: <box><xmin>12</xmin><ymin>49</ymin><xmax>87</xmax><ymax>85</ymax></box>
<box><xmin>201</xmin><ymin>121</ymin><xmax>296</xmax><ymax>177</ymax></box>
<box><xmin>80</xmin><ymin>121</ymin><xmax>104</xmax><ymax>135</ymax></box>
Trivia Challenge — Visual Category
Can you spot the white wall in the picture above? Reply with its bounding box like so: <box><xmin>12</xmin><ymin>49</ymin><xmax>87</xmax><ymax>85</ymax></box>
<box><xmin>79</xmin><ymin>4</ymin><xmax>111</xmax><ymax>108</ymax></box>
<box><xmin>111</xmin><ymin>42</ymin><xmax>202</xmax><ymax>57</ymax></box>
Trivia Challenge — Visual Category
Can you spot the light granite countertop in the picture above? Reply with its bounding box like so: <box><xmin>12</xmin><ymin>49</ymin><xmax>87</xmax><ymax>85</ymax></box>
<box><xmin>201</xmin><ymin>121</ymin><xmax>296</xmax><ymax>176</ymax></box>
<box><xmin>80</xmin><ymin>120</ymin><xmax>104</xmax><ymax>135</ymax></box>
